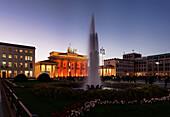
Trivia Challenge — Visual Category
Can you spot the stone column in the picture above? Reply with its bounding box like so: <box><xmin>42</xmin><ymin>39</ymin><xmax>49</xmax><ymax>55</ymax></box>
<box><xmin>45</xmin><ymin>64</ymin><xmax>47</xmax><ymax>72</ymax></box>
<box><xmin>40</xmin><ymin>64</ymin><xmax>42</xmax><ymax>72</ymax></box>
<box><xmin>51</xmin><ymin>65</ymin><xmax>53</xmax><ymax>78</ymax></box>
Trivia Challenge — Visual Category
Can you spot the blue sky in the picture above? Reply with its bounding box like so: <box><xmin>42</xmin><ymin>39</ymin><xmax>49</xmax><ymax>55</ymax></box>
<box><xmin>0</xmin><ymin>0</ymin><xmax>170</xmax><ymax>63</ymax></box>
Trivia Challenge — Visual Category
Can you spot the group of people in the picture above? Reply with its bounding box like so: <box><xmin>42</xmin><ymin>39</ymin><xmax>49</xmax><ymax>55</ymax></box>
<box><xmin>102</xmin><ymin>75</ymin><xmax>170</xmax><ymax>87</ymax></box>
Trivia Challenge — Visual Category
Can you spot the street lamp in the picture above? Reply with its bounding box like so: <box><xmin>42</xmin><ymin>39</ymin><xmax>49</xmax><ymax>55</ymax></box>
<box><xmin>100</xmin><ymin>47</ymin><xmax>105</xmax><ymax>77</ymax></box>
<box><xmin>156</xmin><ymin>61</ymin><xmax>159</xmax><ymax>76</ymax></box>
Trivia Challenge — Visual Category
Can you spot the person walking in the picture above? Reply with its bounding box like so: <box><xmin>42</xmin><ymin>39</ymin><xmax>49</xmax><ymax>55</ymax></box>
<box><xmin>165</xmin><ymin>76</ymin><xmax>169</xmax><ymax>88</ymax></box>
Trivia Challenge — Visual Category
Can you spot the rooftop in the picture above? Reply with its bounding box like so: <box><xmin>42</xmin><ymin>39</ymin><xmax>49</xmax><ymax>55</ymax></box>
<box><xmin>0</xmin><ymin>42</ymin><xmax>35</xmax><ymax>49</ymax></box>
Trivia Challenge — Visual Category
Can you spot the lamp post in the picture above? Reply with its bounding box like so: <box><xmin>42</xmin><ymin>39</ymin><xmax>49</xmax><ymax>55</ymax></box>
<box><xmin>100</xmin><ymin>47</ymin><xmax>105</xmax><ymax>77</ymax></box>
<box><xmin>156</xmin><ymin>61</ymin><xmax>159</xmax><ymax>76</ymax></box>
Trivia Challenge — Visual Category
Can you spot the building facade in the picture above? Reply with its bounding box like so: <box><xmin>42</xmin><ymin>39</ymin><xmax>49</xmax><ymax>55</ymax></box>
<box><xmin>35</xmin><ymin>48</ymin><xmax>88</xmax><ymax>78</ymax></box>
<box><xmin>135</xmin><ymin>53</ymin><xmax>170</xmax><ymax>76</ymax></box>
<box><xmin>0</xmin><ymin>42</ymin><xmax>35</xmax><ymax>78</ymax></box>
<box><xmin>103</xmin><ymin>52</ymin><xmax>170</xmax><ymax>77</ymax></box>
<box><xmin>104</xmin><ymin>58</ymin><xmax>134</xmax><ymax>76</ymax></box>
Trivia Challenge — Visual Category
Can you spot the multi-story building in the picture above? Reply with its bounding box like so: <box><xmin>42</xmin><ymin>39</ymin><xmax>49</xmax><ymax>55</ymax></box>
<box><xmin>135</xmin><ymin>53</ymin><xmax>170</xmax><ymax>76</ymax></box>
<box><xmin>103</xmin><ymin>52</ymin><xmax>170</xmax><ymax>77</ymax></box>
<box><xmin>104</xmin><ymin>58</ymin><xmax>134</xmax><ymax>76</ymax></box>
<box><xmin>0</xmin><ymin>42</ymin><xmax>35</xmax><ymax>78</ymax></box>
<box><xmin>35</xmin><ymin>46</ymin><xmax>88</xmax><ymax>78</ymax></box>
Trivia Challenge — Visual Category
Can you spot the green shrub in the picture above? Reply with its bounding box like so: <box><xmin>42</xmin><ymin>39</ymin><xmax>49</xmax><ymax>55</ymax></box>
<box><xmin>14</xmin><ymin>74</ymin><xmax>28</xmax><ymax>82</ymax></box>
<box><xmin>37</xmin><ymin>73</ymin><xmax>51</xmax><ymax>82</ymax></box>
<box><xmin>32</xmin><ymin>84</ymin><xmax>168</xmax><ymax>100</ymax></box>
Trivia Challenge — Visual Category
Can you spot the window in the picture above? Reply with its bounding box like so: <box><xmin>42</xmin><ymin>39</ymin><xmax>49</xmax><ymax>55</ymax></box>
<box><xmin>14</xmin><ymin>71</ymin><xmax>17</xmax><ymax>77</ymax></box>
<box><xmin>25</xmin><ymin>56</ymin><xmax>28</xmax><ymax>61</ymax></box>
<box><xmin>30</xmin><ymin>51</ymin><xmax>33</xmax><ymax>53</ymax></box>
<box><xmin>30</xmin><ymin>71</ymin><xmax>33</xmax><ymax>77</ymax></box>
<box><xmin>8</xmin><ymin>70</ymin><xmax>12</xmax><ymax>77</ymax></box>
<box><xmin>30</xmin><ymin>56</ymin><xmax>33</xmax><ymax>61</ymax></box>
<box><xmin>19</xmin><ymin>62</ymin><xmax>23</xmax><ymax>68</ymax></box>
<box><xmin>19</xmin><ymin>49</ymin><xmax>23</xmax><ymax>52</ymax></box>
<box><xmin>2</xmin><ymin>61</ymin><xmax>6</xmax><ymax>68</ymax></box>
<box><xmin>14</xmin><ymin>62</ymin><xmax>17</xmax><ymax>67</ymax></box>
<box><xmin>19</xmin><ymin>55</ymin><xmax>23</xmax><ymax>60</ymax></box>
<box><xmin>9</xmin><ymin>48</ymin><xmax>12</xmax><ymax>51</ymax></box>
<box><xmin>25</xmin><ymin>50</ymin><xmax>28</xmax><ymax>53</ymax></box>
<box><xmin>30</xmin><ymin>63</ymin><xmax>33</xmax><ymax>68</ymax></box>
<box><xmin>19</xmin><ymin>71</ymin><xmax>23</xmax><ymax>74</ymax></box>
<box><xmin>8</xmin><ymin>54</ymin><xmax>12</xmax><ymax>59</ymax></box>
<box><xmin>14</xmin><ymin>55</ymin><xmax>17</xmax><ymax>59</ymax></box>
<box><xmin>8</xmin><ymin>62</ymin><xmax>12</xmax><ymax>67</ymax></box>
<box><xmin>2</xmin><ymin>48</ymin><xmax>6</xmax><ymax>51</ymax></box>
<box><xmin>25</xmin><ymin>71</ymin><xmax>29</xmax><ymax>77</ymax></box>
<box><xmin>14</xmin><ymin>49</ymin><xmax>18</xmax><ymax>52</ymax></box>
<box><xmin>25</xmin><ymin>63</ymin><xmax>28</xmax><ymax>68</ymax></box>
<box><xmin>2</xmin><ymin>54</ymin><xmax>6</xmax><ymax>58</ymax></box>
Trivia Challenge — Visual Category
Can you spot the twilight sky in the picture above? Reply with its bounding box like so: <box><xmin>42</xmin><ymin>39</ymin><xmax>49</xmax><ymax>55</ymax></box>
<box><xmin>0</xmin><ymin>0</ymin><xmax>170</xmax><ymax>64</ymax></box>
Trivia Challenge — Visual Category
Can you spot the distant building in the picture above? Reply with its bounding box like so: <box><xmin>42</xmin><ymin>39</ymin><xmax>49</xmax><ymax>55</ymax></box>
<box><xmin>104</xmin><ymin>58</ymin><xmax>134</xmax><ymax>76</ymax></box>
<box><xmin>103</xmin><ymin>52</ymin><xmax>170</xmax><ymax>77</ymax></box>
<box><xmin>123</xmin><ymin>53</ymin><xmax>141</xmax><ymax>61</ymax></box>
<box><xmin>35</xmin><ymin>46</ymin><xmax>88</xmax><ymax>78</ymax></box>
<box><xmin>0</xmin><ymin>42</ymin><xmax>35</xmax><ymax>78</ymax></box>
<box><xmin>135</xmin><ymin>53</ymin><xmax>170</xmax><ymax>76</ymax></box>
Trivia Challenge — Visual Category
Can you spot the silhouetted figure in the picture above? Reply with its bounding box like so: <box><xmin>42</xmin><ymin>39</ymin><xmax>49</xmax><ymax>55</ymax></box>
<box><xmin>145</xmin><ymin>77</ymin><xmax>148</xmax><ymax>84</ymax></box>
<box><xmin>165</xmin><ymin>77</ymin><xmax>169</xmax><ymax>88</ymax></box>
<box><xmin>133</xmin><ymin>76</ymin><xmax>136</xmax><ymax>83</ymax></box>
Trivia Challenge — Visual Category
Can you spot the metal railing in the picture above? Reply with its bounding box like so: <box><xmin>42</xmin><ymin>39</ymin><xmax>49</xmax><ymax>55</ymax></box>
<box><xmin>1</xmin><ymin>79</ymin><xmax>38</xmax><ymax>117</ymax></box>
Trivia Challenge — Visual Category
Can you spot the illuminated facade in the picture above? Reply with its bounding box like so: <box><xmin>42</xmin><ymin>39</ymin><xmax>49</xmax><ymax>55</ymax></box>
<box><xmin>35</xmin><ymin>48</ymin><xmax>88</xmax><ymax>78</ymax></box>
<box><xmin>104</xmin><ymin>58</ymin><xmax>134</xmax><ymax>76</ymax></box>
<box><xmin>0</xmin><ymin>42</ymin><xmax>35</xmax><ymax>78</ymax></box>
<box><xmin>105</xmin><ymin>52</ymin><xmax>170</xmax><ymax>77</ymax></box>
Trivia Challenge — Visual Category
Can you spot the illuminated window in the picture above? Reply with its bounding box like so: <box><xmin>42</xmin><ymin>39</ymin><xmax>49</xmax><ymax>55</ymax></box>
<box><xmin>19</xmin><ymin>55</ymin><xmax>23</xmax><ymax>59</ymax></box>
<box><xmin>8</xmin><ymin>62</ymin><xmax>12</xmax><ymax>67</ymax></box>
<box><xmin>2</xmin><ymin>54</ymin><xmax>6</xmax><ymax>58</ymax></box>
<box><xmin>8</xmin><ymin>70</ymin><xmax>12</xmax><ymax>77</ymax></box>
<box><xmin>25</xmin><ymin>56</ymin><xmax>28</xmax><ymax>61</ymax></box>
<box><xmin>2</xmin><ymin>61</ymin><xmax>6</xmax><ymax>68</ymax></box>
<box><xmin>8</xmin><ymin>54</ymin><xmax>12</xmax><ymax>58</ymax></box>
<box><xmin>19</xmin><ymin>71</ymin><xmax>23</xmax><ymax>74</ymax></box>
<box><xmin>14</xmin><ymin>62</ymin><xmax>17</xmax><ymax>67</ymax></box>
<box><xmin>30</xmin><ymin>71</ymin><xmax>33</xmax><ymax>77</ymax></box>
<box><xmin>25</xmin><ymin>63</ymin><xmax>28</xmax><ymax>68</ymax></box>
<box><xmin>30</xmin><ymin>56</ymin><xmax>33</xmax><ymax>61</ymax></box>
<box><xmin>2</xmin><ymin>48</ymin><xmax>6</xmax><ymax>51</ymax></box>
<box><xmin>14</xmin><ymin>71</ymin><xmax>17</xmax><ymax>77</ymax></box>
<box><xmin>30</xmin><ymin>51</ymin><xmax>33</xmax><ymax>53</ymax></box>
<box><xmin>14</xmin><ymin>49</ymin><xmax>18</xmax><ymax>52</ymax></box>
<box><xmin>9</xmin><ymin>48</ymin><xmax>12</xmax><ymax>51</ymax></box>
<box><xmin>25</xmin><ymin>71</ymin><xmax>29</xmax><ymax>77</ymax></box>
<box><xmin>19</xmin><ymin>49</ymin><xmax>23</xmax><ymax>52</ymax></box>
<box><xmin>14</xmin><ymin>55</ymin><xmax>17</xmax><ymax>59</ymax></box>
<box><xmin>19</xmin><ymin>62</ymin><xmax>23</xmax><ymax>68</ymax></box>
<box><xmin>25</xmin><ymin>50</ymin><xmax>28</xmax><ymax>53</ymax></box>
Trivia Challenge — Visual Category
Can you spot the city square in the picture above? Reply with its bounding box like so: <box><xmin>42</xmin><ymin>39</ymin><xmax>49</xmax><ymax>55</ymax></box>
<box><xmin>0</xmin><ymin>0</ymin><xmax>170</xmax><ymax>117</ymax></box>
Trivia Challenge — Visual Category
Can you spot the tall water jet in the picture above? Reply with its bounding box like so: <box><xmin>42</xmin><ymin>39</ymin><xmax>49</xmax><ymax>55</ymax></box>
<box><xmin>87</xmin><ymin>14</ymin><xmax>101</xmax><ymax>89</ymax></box>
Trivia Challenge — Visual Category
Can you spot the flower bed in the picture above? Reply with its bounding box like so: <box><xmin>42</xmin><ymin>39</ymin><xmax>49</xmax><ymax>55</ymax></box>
<box><xmin>51</xmin><ymin>93</ymin><xmax>170</xmax><ymax>117</ymax></box>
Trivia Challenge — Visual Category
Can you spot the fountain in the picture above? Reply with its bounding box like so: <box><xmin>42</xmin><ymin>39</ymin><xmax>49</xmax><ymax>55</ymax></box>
<box><xmin>86</xmin><ymin>14</ymin><xmax>102</xmax><ymax>90</ymax></box>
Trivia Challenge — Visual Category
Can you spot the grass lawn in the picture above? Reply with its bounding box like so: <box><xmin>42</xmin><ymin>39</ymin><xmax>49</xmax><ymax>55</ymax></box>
<box><xmin>12</xmin><ymin>88</ymin><xmax>81</xmax><ymax>117</ymax></box>
<box><xmin>85</xmin><ymin>101</ymin><xmax>170</xmax><ymax>117</ymax></box>
<box><xmin>11</xmin><ymin>84</ymin><xmax>170</xmax><ymax>117</ymax></box>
